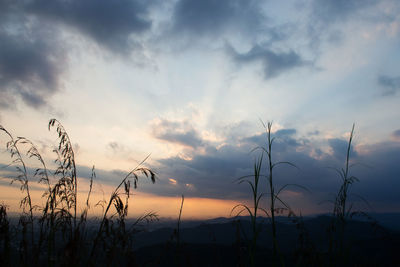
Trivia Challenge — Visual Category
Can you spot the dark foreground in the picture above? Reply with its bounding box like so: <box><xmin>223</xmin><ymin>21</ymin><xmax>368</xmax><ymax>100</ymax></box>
<box><xmin>1</xmin><ymin>215</ymin><xmax>400</xmax><ymax>266</ymax></box>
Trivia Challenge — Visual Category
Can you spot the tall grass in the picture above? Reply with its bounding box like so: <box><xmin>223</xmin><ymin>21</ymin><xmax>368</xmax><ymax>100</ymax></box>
<box><xmin>0</xmin><ymin>119</ymin><xmax>157</xmax><ymax>266</ymax></box>
<box><xmin>0</xmin><ymin>119</ymin><xmax>392</xmax><ymax>266</ymax></box>
<box><xmin>0</xmin><ymin>126</ymin><xmax>35</xmax><ymax>264</ymax></box>
<box><xmin>261</xmin><ymin>121</ymin><xmax>300</xmax><ymax>267</ymax></box>
<box><xmin>0</xmin><ymin>204</ymin><xmax>10</xmax><ymax>265</ymax></box>
<box><xmin>232</xmin><ymin>154</ymin><xmax>265</xmax><ymax>266</ymax></box>
<box><xmin>328</xmin><ymin>123</ymin><xmax>361</xmax><ymax>265</ymax></box>
<box><xmin>89</xmin><ymin>155</ymin><xmax>156</xmax><ymax>265</ymax></box>
<box><xmin>233</xmin><ymin>121</ymin><xmax>304</xmax><ymax>267</ymax></box>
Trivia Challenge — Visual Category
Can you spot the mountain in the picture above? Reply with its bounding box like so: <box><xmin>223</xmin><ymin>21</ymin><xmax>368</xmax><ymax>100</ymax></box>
<box><xmin>131</xmin><ymin>215</ymin><xmax>400</xmax><ymax>266</ymax></box>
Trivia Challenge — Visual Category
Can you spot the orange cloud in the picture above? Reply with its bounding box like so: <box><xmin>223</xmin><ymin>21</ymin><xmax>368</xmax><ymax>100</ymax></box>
<box><xmin>168</xmin><ymin>178</ymin><xmax>177</xmax><ymax>185</ymax></box>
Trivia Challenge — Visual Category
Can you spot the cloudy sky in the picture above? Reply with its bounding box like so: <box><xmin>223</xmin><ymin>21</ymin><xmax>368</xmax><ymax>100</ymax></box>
<box><xmin>0</xmin><ymin>0</ymin><xmax>399</xmax><ymax>219</ymax></box>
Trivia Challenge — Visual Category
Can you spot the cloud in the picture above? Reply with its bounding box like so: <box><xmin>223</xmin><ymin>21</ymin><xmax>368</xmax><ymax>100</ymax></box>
<box><xmin>155</xmin><ymin>127</ymin><xmax>309</xmax><ymax>200</ymax></box>
<box><xmin>151</xmin><ymin>118</ymin><xmax>204</xmax><ymax>148</ymax></box>
<box><xmin>156</xmin><ymin>143</ymin><xmax>254</xmax><ymax>199</ymax></box>
<box><xmin>107</xmin><ymin>141</ymin><xmax>124</xmax><ymax>153</ymax></box>
<box><xmin>307</xmin><ymin>0</ymin><xmax>379</xmax><ymax>49</ymax></box>
<box><xmin>243</xmin><ymin>128</ymin><xmax>302</xmax><ymax>153</ymax></box>
<box><xmin>328</xmin><ymin>138</ymin><xmax>357</xmax><ymax>161</ymax></box>
<box><xmin>354</xmin><ymin>142</ymin><xmax>400</xmax><ymax>204</ymax></box>
<box><xmin>0</xmin><ymin>7</ymin><xmax>64</xmax><ymax>109</ymax></box>
<box><xmin>311</xmin><ymin>0</ymin><xmax>376</xmax><ymax>24</ymax></box>
<box><xmin>152</xmin><ymin>126</ymin><xmax>400</xmax><ymax>213</ymax></box>
<box><xmin>0</xmin><ymin>0</ymin><xmax>154</xmax><ymax>111</ymax></box>
<box><xmin>171</xmin><ymin>0</ymin><xmax>264</xmax><ymax>38</ymax></box>
<box><xmin>228</xmin><ymin>44</ymin><xmax>309</xmax><ymax>79</ymax></box>
<box><xmin>275</xmin><ymin>128</ymin><xmax>297</xmax><ymax>137</ymax></box>
<box><xmin>377</xmin><ymin>75</ymin><xmax>400</xmax><ymax>96</ymax></box>
<box><xmin>27</xmin><ymin>0</ymin><xmax>153</xmax><ymax>52</ymax></box>
<box><xmin>391</xmin><ymin>129</ymin><xmax>400</xmax><ymax>142</ymax></box>
<box><xmin>3</xmin><ymin>125</ymin><xmax>397</xmax><ymax>214</ymax></box>
<box><xmin>168</xmin><ymin>178</ymin><xmax>177</xmax><ymax>185</ymax></box>
<box><xmin>105</xmin><ymin>141</ymin><xmax>141</xmax><ymax>163</ymax></box>
<box><xmin>308</xmin><ymin>130</ymin><xmax>320</xmax><ymax>136</ymax></box>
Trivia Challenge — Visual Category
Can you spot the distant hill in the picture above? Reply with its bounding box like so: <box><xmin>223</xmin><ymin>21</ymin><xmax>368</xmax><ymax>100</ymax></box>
<box><xmin>131</xmin><ymin>215</ymin><xmax>400</xmax><ymax>266</ymax></box>
<box><xmin>132</xmin><ymin>215</ymin><xmax>399</xmax><ymax>250</ymax></box>
<box><xmin>367</xmin><ymin>212</ymin><xmax>400</xmax><ymax>231</ymax></box>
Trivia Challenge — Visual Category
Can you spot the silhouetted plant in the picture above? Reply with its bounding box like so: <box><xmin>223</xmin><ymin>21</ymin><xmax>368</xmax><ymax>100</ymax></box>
<box><xmin>328</xmin><ymin>123</ymin><xmax>361</xmax><ymax>265</ymax></box>
<box><xmin>233</xmin><ymin>121</ymin><xmax>307</xmax><ymax>267</ymax></box>
<box><xmin>175</xmin><ymin>195</ymin><xmax>185</xmax><ymax>264</ymax></box>
<box><xmin>15</xmin><ymin>137</ymin><xmax>55</xmax><ymax>265</ymax></box>
<box><xmin>0</xmin><ymin>119</ymin><xmax>158</xmax><ymax>266</ymax></box>
<box><xmin>176</xmin><ymin>194</ymin><xmax>184</xmax><ymax>247</ymax></box>
<box><xmin>89</xmin><ymin>154</ymin><xmax>156</xmax><ymax>265</ymax></box>
<box><xmin>232</xmin><ymin>154</ymin><xmax>266</xmax><ymax>266</ymax></box>
<box><xmin>291</xmin><ymin>214</ymin><xmax>320</xmax><ymax>267</ymax></box>
<box><xmin>259</xmin><ymin>121</ymin><xmax>300</xmax><ymax>267</ymax></box>
<box><xmin>48</xmin><ymin>118</ymin><xmax>78</xmax><ymax>232</ymax></box>
<box><xmin>0</xmin><ymin>126</ymin><xmax>35</xmax><ymax>263</ymax></box>
<box><xmin>0</xmin><ymin>204</ymin><xmax>10</xmax><ymax>266</ymax></box>
<box><xmin>0</xmin><ymin>119</ymin><xmax>395</xmax><ymax>266</ymax></box>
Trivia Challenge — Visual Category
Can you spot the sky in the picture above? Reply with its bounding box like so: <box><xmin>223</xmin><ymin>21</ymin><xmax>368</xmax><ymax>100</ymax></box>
<box><xmin>0</xmin><ymin>0</ymin><xmax>400</xmax><ymax>219</ymax></box>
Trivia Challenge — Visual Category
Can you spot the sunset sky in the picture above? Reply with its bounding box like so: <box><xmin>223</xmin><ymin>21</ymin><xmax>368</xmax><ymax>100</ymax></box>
<box><xmin>0</xmin><ymin>0</ymin><xmax>399</xmax><ymax>219</ymax></box>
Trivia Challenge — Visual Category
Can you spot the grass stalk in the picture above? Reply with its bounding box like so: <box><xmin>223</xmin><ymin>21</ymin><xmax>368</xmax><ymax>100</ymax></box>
<box><xmin>0</xmin><ymin>127</ymin><xmax>35</xmax><ymax>254</ymax></box>
<box><xmin>89</xmin><ymin>155</ymin><xmax>155</xmax><ymax>264</ymax></box>
<box><xmin>329</xmin><ymin>123</ymin><xmax>358</xmax><ymax>264</ymax></box>
<box><xmin>48</xmin><ymin>119</ymin><xmax>78</xmax><ymax>231</ymax></box>
<box><xmin>263</xmin><ymin>122</ymin><xmax>285</xmax><ymax>267</ymax></box>
<box><xmin>0</xmin><ymin>204</ymin><xmax>10</xmax><ymax>266</ymax></box>
<box><xmin>232</xmin><ymin>153</ymin><xmax>266</xmax><ymax>266</ymax></box>
<box><xmin>177</xmin><ymin>194</ymin><xmax>184</xmax><ymax>248</ymax></box>
<box><xmin>260</xmin><ymin>121</ymin><xmax>301</xmax><ymax>267</ymax></box>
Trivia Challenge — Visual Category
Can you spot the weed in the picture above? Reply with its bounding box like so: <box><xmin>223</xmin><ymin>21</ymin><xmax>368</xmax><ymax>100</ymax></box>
<box><xmin>232</xmin><ymin>154</ymin><xmax>266</xmax><ymax>266</ymax></box>
<box><xmin>328</xmin><ymin>123</ymin><xmax>360</xmax><ymax>265</ymax></box>
<box><xmin>260</xmin><ymin>121</ymin><xmax>300</xmax><ymax>267</ymax></box>
<box><xmin>0</xmin><ymin>119</ymin><xmax>157</xmax><ymax>266</ymax></box>
<box><xmin>0</xmin><ymin>204</ymin><xmax>10</xmax><ymax>266</ymax></box>
<box><xmin>89</xmin><ymin>154</ymin><xmax>156</xmax><ymax>265</ymax></box>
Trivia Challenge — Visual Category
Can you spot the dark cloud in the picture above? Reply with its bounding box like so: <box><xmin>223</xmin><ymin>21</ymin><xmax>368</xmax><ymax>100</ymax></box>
<box><xmin>355</xmin><ymin>142</ymin><xmax>400</xmax><ymax>204</ymax></box>
<box><xmin>0</xmin><ymin>4</ymin><xmax>63</xmax><ymax>110</ymax></box>
<box><xmin>378</xmin><ymin>75</ymin><xmax>400</xmax><ymax>96</ymax></box>
<box><xmin>0</xmin><ymin>0</ymin><xmax>153</xmax><ymax>110</ymax></box>
<box><xmin>155</xmin><ymin>128</ymin><xmax>309</xmax><ymax>200</ymax></box>
<box><xmin>151</xmin><ymin>119</ymin><xmax>204</xmax><ymax>148</ymax></box>
<box><xmin>328</xmin><ymin>138</ymin><xmax>357</xmax><ymax>161</ymax></box>
<box><xmin>151</xmin><ymin>127</ymin><xmax>400</xmax><ymax>213</ymax></box>
<box><xmin>2</xmin><ymin>125</ymin><xmax>399</xmax><ymax>213</ymax></box>
<box><xmin>243</xmin><ymin>128</ymin><xmax>302</xmax><ymax>153</ymax></box>
<box><xmin>393</xmin><ymin>129</ymin><xmax>400</xmax><ymax>138</ymax></box>
<box><xmin>275</xmin><ymin>128</ymin><xmax>296</xmax><ymax>137</ymax></box>
<box><xmin>229</xmin><ymin>44</ymin><xmax>309</xmax><ymax>79</ymax></box>
<box><xmin>171</xmin><ymin>0</ymin><xmax>264</xmax><ymax>38</ymax></box>
<box><xmin>27</xmin><ymin>0</ymin><xmax>153</xmax><ymax>52</ymax></box>
<box><xmin>156</xmin><ymin>143</ymin><xmax>254</xmax><ymax>199</ymax></box>
<box><xmin>391</xmin><ymin>129</ymin><xmax>400</xmax><ymax>142</ymax></box>
<box><xmin>311</xmin><ymin>0</ymin><xmax>375</xmax><ymax>24</ymax></box>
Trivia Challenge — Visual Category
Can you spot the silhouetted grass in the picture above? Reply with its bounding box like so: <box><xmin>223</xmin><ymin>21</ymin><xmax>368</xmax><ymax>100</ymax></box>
<box><xmin>232</xmin><ymin>153</ymin><xmax>265</xmax><ymax>266</ymax></box>
<box><xmin>0</xmin><ymin>120</ymin><xmax>397</xmax><ymax>266</ymax></box>
<box><xmin>0</xmin><ymin>119</ymin><xmax>157</xmax><ymax>266</ymax></box>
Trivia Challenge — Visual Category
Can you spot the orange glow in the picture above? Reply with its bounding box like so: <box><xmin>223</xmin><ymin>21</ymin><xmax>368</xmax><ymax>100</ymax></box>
<box><xmin>168</xmin><ymin>178</ymin><xmax>177</xmax><ymax>185</ymax></box>
<box><xmin>128</xmin><ymin>193</ymin><xmax>240</xmax><ymax>220</ymax></box>
<box><xmin>0</xmin><ymin>177</ymin><xmax>241</xmax><ymax>220</ymax></box>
